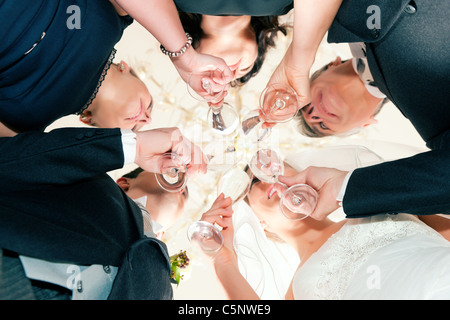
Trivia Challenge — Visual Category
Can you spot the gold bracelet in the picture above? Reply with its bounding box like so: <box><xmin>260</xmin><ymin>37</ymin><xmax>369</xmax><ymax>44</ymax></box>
<box><xmin>160</xmin><ymin>33</ymin><xmax>193</xmax><ymax>58</ymax></box>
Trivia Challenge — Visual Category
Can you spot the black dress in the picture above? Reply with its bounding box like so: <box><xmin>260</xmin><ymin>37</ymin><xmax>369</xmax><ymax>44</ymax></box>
<box><xmin>0</xmin><ymin>0</ymin><xmax>133</xmax><ymax>132</ymax></box>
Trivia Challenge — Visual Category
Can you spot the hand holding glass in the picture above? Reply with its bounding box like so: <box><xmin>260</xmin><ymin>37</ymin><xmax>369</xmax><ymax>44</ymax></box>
<box><xmin>154</xmin><ymin>153</ymin><xmax>188</xmax><ymax>192</ymax></box>
<box><xmin>187</xmin><ymin>167</ymin><xmax>250</xmax><ymax>253</ymax></box>
<box><xmin>249</xmin><ymin>149</ymin><xmax>318</xmax><ymax>220</ymax></box>
<box><xmin>187</xmin><ymin>69</ymin><xmax>238</xmax><ymax>135</ymax></box>
<box><xmin>242</xmin><ymin>83</ymin><xmax>300</xmax><ymax>141</ymax></box>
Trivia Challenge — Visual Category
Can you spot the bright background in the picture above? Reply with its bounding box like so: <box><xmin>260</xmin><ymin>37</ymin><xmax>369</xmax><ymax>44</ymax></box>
<box><xmin>47</xmin><ymin>14</ymin><xmax>427</xmax><ymax>299</ymax></box>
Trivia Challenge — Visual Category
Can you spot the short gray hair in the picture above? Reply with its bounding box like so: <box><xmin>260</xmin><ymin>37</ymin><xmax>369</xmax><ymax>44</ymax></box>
<box><xmin>295</xmin><ymin>60</ymin><xmax>388</xmax><ymax>138</ymax></box>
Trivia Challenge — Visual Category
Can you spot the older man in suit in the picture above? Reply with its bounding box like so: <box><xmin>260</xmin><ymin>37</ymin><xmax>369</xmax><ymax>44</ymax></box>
<box><xmin>281</xmin><ymin>0</ymin><xmax>450</xmax><ymax>220</ymax></box>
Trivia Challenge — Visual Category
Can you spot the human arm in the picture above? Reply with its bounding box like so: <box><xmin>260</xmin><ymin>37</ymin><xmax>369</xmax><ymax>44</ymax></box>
<box><xmin>266</xmin><ymin>0</ymin><xmax>343</xmax><ymax>108</ymax></box>
<box><xmin>0</xmin><ymin>121</ymin><xmax>18</xmax><ymax>137</ymax></box>
<box><xmin>110</xmin><ymin>0</ymin><xmax>233</xmax><ymax>101</ymax></box>
<box><xmin>0</xmin><ymin>127</ymin><xmax>206</xmax><ymax>191</ymax></box>
<box><xmin>199</xmin><ymin>194</ymin><xmax>261</xmax><ymax>300</ymax></box>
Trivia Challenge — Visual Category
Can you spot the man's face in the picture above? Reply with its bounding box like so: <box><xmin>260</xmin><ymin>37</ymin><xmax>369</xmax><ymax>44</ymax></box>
<box><xmin>301</xmin><ymin>58</ymin><xmax>380</xmax><ymax>136</ymax></box>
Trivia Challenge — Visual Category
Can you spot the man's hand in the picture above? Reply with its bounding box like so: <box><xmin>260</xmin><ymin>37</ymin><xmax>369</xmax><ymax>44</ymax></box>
<box><xmin>278</xmin><ymin>166</ymin><xmax>348</xmax><ymax>220</ymax></box>
<box><xmin>172</xmin><ymin>47</ymin><xmax>233</xmax><ymax>105</ymax></box>
<box><xmin>134</xmin><ymin>127</ymin><xmax>207</xmax><ymax>175</ymax></box>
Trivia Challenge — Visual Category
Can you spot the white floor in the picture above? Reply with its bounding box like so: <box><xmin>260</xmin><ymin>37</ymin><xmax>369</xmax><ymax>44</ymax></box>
<box><xmin>48</xmin><ymin>19</ymin><xmax>428</xmax><ymax>300</ymax></box>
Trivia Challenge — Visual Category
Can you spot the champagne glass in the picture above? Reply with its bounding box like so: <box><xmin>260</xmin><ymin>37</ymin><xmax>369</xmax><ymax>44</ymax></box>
<box><xmin>242</xmin><ymin>83</ymin><xmax>300</xmax><ymax>141</ymax></box>
<box><xmin>217</xmin><ymin>166</ymin><xmax>251</xmax><ymax>203</ymax></box>
<box><xmin>248</xmin><ymin>149</ymin><xmax>318</xmax><ymax>220</ymax></box>
<box><xmin>187</xmin><ymin>220</ymin><xmax>224</xmax><ymax>254</ymax></box>
<box><xmin>187</xmin><ymin>69</ymin><xmax>239</xmax><ymax>135</ymax></box>
<box><xmin>187</xmin><ymin>167</ymin><xmax>251</xmax><ymax>254</ymax></box>
<box><xmin>154</xmin><ymin>153</ymin><xmax>188</xmax><ymax>192</ymax></box>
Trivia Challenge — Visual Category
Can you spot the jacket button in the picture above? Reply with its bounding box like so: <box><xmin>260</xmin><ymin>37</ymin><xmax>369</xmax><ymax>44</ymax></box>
<box><xmin>404</xmin><ymin>1</ymin><xmax>417</xmax><ymax>14</ymax></box>
<box><xmin>103</xmin><ymin>265</ymin><xmax>111</xmax><ymax>274</ymax></box>
<box><xmin>76</xmin><ymin>280</ymin><xmax>83</xmax><ymax>293</ymax></box>
<box><xmin>370</xmin><ymin>28</ymin><xmax>380</xmax><ymax>39</ymax></box>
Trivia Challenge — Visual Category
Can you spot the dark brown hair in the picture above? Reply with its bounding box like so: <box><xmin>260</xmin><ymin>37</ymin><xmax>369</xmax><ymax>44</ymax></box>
<box><xmin>178</xmin><ymin>12</ymin><xmax>289</xmax><ymax>86</ymax></box>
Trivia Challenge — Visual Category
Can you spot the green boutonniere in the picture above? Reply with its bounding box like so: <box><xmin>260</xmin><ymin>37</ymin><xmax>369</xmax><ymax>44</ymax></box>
<box><xmin>170</xmin><ymin>250</ymin><xmax>190</xmax><ymax>286</ymax></box>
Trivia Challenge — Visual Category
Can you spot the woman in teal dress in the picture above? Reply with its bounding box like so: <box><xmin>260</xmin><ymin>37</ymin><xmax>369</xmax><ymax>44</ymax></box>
<box><xmin>0</xmin><ymin>0</ymin><xmax>233</xmax><ymax>133</ymax></box>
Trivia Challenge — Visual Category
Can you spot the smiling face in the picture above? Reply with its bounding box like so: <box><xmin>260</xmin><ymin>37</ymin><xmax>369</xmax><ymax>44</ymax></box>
<box><xmin>300</xmin><ymin>58</ymin><xmax>382</xmax><ymax>136</ymax></box>
<box><xmin>80</xmin><ymin>61</ymin><xmax>153</xmax><ymax>131</ymax></box>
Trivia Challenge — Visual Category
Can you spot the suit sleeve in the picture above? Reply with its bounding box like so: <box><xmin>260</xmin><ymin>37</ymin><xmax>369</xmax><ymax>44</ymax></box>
<box><xmin>343</xmin><ymin>148</ymin><xmax>450</xmax><ymax>217</ymax></box>
<box><xmin>0</xmin><ymin>127</ymin><xmax>125</xmax><ymax>191</ymax></box>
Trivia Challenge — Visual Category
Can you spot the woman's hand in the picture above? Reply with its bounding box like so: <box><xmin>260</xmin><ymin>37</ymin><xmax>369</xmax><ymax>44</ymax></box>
<box><xmin>267</xmin><ymin>45</ymin><xmax>312</xmax><ymax>111</ymax></box>
<box><xmin>134</xmin><ymin>127</ymin><xmax>207</xmax><ymax>175</ymax></box>
<box><xmin>172</xmin><ymin>47</ymin><xmax>233</xmax><ymax>105</ymax></box>
<box><xmin>200</xmin><ymin>193</ymin><xmax>234</xmax><ymax>248</ymax></box>
<box><xmin>263</xmin><ymin>0</ymin><xmax>344</xmax><ymax>129</ymax></box>
<box><xmin>198</xmin><ymin>193</ymin><xmax>237</xmax><ymax>264</ymax></box>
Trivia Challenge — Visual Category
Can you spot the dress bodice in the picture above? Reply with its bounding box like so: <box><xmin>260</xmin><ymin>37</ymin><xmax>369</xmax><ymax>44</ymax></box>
<box><xmin>292</xmin><ymin>214</ymin><xmax>448</xmax><ymax>299</ymax></box>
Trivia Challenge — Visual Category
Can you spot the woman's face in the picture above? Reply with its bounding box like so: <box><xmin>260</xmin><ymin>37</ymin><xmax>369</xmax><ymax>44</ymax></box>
<box><xmin>246</xmin><ymin>164</ymin><xmax>299</xmax><ymax>231</ymax></box>
<box><xmin>80</xmin><ymin>62</ymin><xmax>153</xmax><ymax>131</ymax></box>
<box><xmin>197</xmin><ymin>20</ymin><xmax>258</xmax><ymax>81</ymax></box>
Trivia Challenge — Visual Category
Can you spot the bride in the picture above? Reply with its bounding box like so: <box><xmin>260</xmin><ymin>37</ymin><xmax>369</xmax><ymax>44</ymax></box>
<box><xmin>199</xmin><ymin>147</ymin><xmax>450</xmax><ymax>300</ymax></box>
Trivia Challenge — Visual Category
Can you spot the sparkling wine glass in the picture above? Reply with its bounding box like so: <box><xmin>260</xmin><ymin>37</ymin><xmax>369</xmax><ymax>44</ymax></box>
<box><xmin>187</xmin><ymin>69</ymin><xmax>239</xmax><ymax>135</ymax></box>
<box><xmin>217</xmin><ymin>166</ymin><xmax>251</xmax><ymax>203</ymax></box>
<box><xmin>248</xmin><ymin>149</ymin><xmax>318</xmax><ymax>220</ymax></box>
<box><xmin>154</xmin><ymin>153</ymin><xmax>188</xmax><ymax>192</ymax></box>
<box><xmin>187</xmin><ymin>221</ymin><xmax>224</xmax><ymax>254</ymax></box>
<box><xmin>187</xmin><ymin>167</ymin><xmax>251</xmax><ymax>254</ymax></box>
<box><xmin>242</xmin><ymin>83</ymin><xmax>300</xmax><ymax>141</ymax></box>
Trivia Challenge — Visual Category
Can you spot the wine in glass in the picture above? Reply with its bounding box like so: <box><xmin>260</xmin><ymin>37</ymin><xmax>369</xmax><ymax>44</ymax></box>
<box><xmin>154</xmin><ymin>153</ymin><xmax>188</xmax><ymax>192</ymax></box>
<box><xmin>248</xmin><ymin>149</ymin><xmax>318</xmax><ymax>220</ymax></box>
<box><xmin>242</xmin><ymin>83</ymin><xmax>300</xmax><ymax>141</ymax></box>
<box><xmin>187</xmin><ymin>69</ymin><xmax>239</xmax><ymax>135</ymax></box>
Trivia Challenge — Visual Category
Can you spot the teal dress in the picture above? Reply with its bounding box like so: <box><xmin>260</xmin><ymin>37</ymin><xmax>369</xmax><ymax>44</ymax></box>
<box><xmin>0</xmin><ymin>0</ymin><xmax>132</xmax><ymax>132</ymax></box>
<box><xmin>174</xmin><ymin>0</ymin><xmax>293</xmax><ymax>16</ymax></box>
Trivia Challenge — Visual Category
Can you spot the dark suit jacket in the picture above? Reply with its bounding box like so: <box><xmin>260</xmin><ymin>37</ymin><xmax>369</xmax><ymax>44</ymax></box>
<box><xmin>327</xmin><ymin>0</ymin><xmax>450</xmax><ymax>217</ymax></box>
<box><xmin>0</xmin><ymin>128</ymin><xmax>173</xmax><ymax>299</ymax></box>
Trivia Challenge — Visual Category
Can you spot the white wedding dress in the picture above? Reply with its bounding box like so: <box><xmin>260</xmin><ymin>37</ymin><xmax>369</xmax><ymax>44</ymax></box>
<box><xmin>292</xmin><ymin>214</ymin><xmax>450</xmax><ymax>299</ymax></box>
<box><xmin>232</xmin><ymin>145</ymin><xmax>450</xmax><ymax>300</ymax></box>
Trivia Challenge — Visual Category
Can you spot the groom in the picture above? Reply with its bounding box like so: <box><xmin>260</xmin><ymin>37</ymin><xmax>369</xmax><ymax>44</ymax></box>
<box><xmin>284</xmin><ymin>0</ymin><xmax>450</xmax><ymax>220</ymax></box>
<box><xmin>0</xmin><ymin>126</ymin><xmax>205</xmax><ymax>299</ymax></box>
